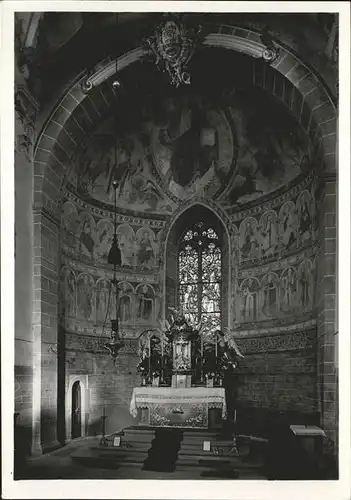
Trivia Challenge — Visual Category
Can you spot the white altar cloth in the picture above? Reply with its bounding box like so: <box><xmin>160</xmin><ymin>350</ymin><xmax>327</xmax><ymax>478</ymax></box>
<box><xmin>129</xmin><ymin>387</ymin><xmax>226</xmax><ymax>418</ymax></box>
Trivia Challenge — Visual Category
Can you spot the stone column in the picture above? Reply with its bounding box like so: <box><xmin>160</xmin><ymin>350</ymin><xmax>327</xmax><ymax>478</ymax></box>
<box><xmin>15</xmin><ymin>83</ymin><xmax>40</xmax><ymax>455</ymax></box>
<box><xmin>32</xmin><ymin>207</ymin><xmax>61</xmax><ymax>453</ymax></box>
<box><xmin>316</xmin><ymin>172</ymin><xmax>338</xmax><ymax>457</ymax></box>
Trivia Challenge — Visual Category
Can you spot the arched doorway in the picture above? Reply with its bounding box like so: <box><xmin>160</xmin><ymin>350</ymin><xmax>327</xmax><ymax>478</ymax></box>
<box><xmin>71</xmin><ymin>381</ymin><xmax>81</xmax><ymax>439</ymax></box>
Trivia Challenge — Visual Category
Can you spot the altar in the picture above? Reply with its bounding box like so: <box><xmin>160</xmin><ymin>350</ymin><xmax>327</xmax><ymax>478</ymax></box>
<box><xmin>130</xmin><ymin>387</ymin><xmax>226</xmax><ymax>428</ymax></box>
<box><xmin>133</xmin><ymin>308</ymin><xmax>242</xmax><ymax>429</ymax></box>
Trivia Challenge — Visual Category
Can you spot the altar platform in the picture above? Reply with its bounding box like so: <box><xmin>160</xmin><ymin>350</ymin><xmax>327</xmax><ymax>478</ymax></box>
<box><xmin>130</xmin><ymin>387</ymin><xmax>226</xmax><ymax>428</ymax></box>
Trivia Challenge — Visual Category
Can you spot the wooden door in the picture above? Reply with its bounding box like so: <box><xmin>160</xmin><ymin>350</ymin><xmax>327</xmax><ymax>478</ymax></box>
<box><xmin>71</xmin><ymin>381</ymin><xmax>81</xmax><ymax>439</ymax></box>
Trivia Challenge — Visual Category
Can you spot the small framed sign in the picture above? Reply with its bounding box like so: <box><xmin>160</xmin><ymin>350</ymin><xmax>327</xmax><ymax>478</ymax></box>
<box><xmin>113</xmin><ymin>436</ymin><xmax>121</xmax><ymax>447</ymax></box>
<box><xmin>203</xmin><ymin>440</ymin><xmax>211</xmax><ymax>452</ymax></box>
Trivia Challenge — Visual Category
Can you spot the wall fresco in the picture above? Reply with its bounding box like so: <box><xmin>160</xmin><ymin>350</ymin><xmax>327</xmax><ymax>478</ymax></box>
<box><xmin>236</xmin><ymin>186</ymin><xmax>316</xmax><ymax>264</ymax></box>
<box><xmin>149</xmin><ymin>95</ymin><xmax>236</xmax><ymax>202</ymax></box>
<box><xmin>59</xmin><ymin>261</ymin><xmax>161</xmax><ymax>335</ymax></box>
<box><xmin>67</xmin><ymin>132</ymin><xmax>175</xmax><ymax>215</ymax></box>
<box><xmin>237</xmin><ymin>258</ymin><xmax>315</xmax><ymax>325</ymax></box>
<box><xmin>76</xmin><ymin>273</ymin><xmax>95</xmax><ymax>322</ymax></box>
<box><xmin>62</xmin><ymin>202</ymin><xmax>162</xmax><ymax>271</ymax></box>
<box><xmin>59</xmin><ymin>266</ymin><xmax>76</xmax><ymax>319</ymax></box>
<box><xmin>66</xmin><ymin>87</ymin><xmax>313</xmax><ymax>216</ymax></box>
<box><xmin>222</xmin><ymin>88</ymin><xmax>313</xmax><ymax>207</ymax></box>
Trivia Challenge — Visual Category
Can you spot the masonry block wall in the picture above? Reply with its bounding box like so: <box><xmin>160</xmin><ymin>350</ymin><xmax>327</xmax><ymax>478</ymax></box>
<box><xmin>15</xmin><ymin>120</ymin><xmax>35</xmax><ymax>456</ymax></box>
<box><xmin>316</xmin><ymin>174</ymin><xmax>338</xmax><ymax>455</ymax></box>
<box><xmin>236</xmin><ymin>329</ymin><xmax>317</xmax><ymax>414</ymax></box>
<box><xmin>65</xmin><ymin>335</ymin><xmax>139</xmax><ymax>437</ymax></box>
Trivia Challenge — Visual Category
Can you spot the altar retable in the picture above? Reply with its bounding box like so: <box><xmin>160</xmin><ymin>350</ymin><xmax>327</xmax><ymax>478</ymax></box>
<box><xmin>131</xmin><ymin>309</ymin><xmax>243</xmax><ymax>429</ymax></box>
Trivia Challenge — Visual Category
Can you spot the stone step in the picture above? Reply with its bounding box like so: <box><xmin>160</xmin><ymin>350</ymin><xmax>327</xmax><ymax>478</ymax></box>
<box><xmin>177</xmin><ymin>454</ymin><xmax>262</xmax><ymax>468</ymax></box>
<box><xmin>71</xmin><ymin>454</ymin><xmax>145</xmax><ymax>469</ymax></box>
<box><xmin>98</xmin><ymin>452</ymin><xmax>148</xmax><ymax>463</ymax></box>
<box><xmin>97</xmin><ymin>438</ymin><xmax>151</xmax><ymax>450</ymax></box>
<box><xmin>72</xmin><ymin>448</ymin><xmax>148</xmax><ymax>462</ymax></box>
<box><xmin>182</xmin><ymin>430</ymin><xmax>219</xmax><ymax>437</ymax></box>
<box><xmin>180</xmin><ymin>442</ymin><xmax>236</xmax><ymax>451</ymax></box>
<box><xmin>122</xmin><ymin>427</ymin><xmax>155</xmax><ymax>435</ymax></box>
<box><xmin>181</xmin><ymin>438</ymin><xmax>217</xmax><ymax>445</ymax></box>
<box><xmin>121</xmin><ymin>433</ymin><xmax>155</xmax><ymax>443</ymax></box>
<box><xmin>96</xmin><ymin>447</ymin><xmax>148</xmax><ymax>456</ymax></box>
<box><xmin>178</xmin><ymin>448</ymin><xmax>249</xmax><ymax>458</ymax></box>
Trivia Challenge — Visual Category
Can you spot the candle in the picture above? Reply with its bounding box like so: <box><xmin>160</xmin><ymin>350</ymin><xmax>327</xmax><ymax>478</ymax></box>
<box><xmin>233</xmin><ymin>409</ymin><xmax>237</xmax><ymax>424</ymax></box>
<box><xmin>148</xmin><ymin>337</ymin><xmax>151</xmax><ymax>379</ymax></box>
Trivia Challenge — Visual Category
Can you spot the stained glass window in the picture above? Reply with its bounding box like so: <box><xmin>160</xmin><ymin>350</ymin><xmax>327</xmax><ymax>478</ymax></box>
<box><xmin>178</xmin><ymin>221</ymin><xmax>221</xmax><ymax>338</ymax></box>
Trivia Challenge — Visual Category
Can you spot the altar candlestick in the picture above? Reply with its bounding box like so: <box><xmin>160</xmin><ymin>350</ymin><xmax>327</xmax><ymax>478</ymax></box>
<box><xmin>160</xmin><ymin>338</ymin><xmax>164</xmax><ymax>384</ymax></box>
<box><xmin>148</xmin><ymin>337</ymin><xmax>151</xmax><ymax>382</ymax></box>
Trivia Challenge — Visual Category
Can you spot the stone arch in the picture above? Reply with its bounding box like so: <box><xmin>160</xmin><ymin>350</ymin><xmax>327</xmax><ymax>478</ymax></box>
<box><xmin>239</xmin><ymin>276</ymin><xmax>260</xmax><ymax>323</ymax></box>
<box><xmin>278</xmin><ymin>200</ymin><xmax>298</xmax><ymax>250</ymax></box>
<box><xmin>76</xmin><ymin>212</ymin><xmax>96</xmax><ymax>260</ymax></box>
<box><xmin>280</xmin><ymin>266</ymin><xmax>298</xmax><ymax>313</ymax></box>
<box><xmin>135</xmin><ymin>283</ymin><xmax>155</xmax><ymax>324</ymax></box>
<box><xmin>258</xmin><ymin>210</ymin><xmax>279</xmax><ymax>259</ymax></box>
<box><xmin>95</xmin><ymin>277</ymin><xmax>112</xmax><ymax>324</ymax></box>
<box><xmin>260</xmin><ymin>271</ymin><xmax>280</xmax><ymax>317</ymax></box>
<box><xmin>76</xmin><ymin>272</ymin><xmax>95</xmax><ymax>322</ymax></box>
<box><xmin>94</xmin><ymin>218</ymin><xmax>114</xmax><ymax>264</ymax></box>
<box><xmin>239</xmin><ymin>216</ymin><xmax>259</xmax><ymax>263</ymax></box>
<box><xmin>59</xmin><ymin>266</ymin><xmax>76</xmax><ymax>320</ymax></box>
<box><xmin>118</xmin><ymin>281</ymin><xmax>135</xmax><ymax>324</ymax></box>
<box><xmin>65</xmin><ymin>374</ymin><xmax>89</xmax><ymax>441</ymax></box>
<box><xmin>34</xmin><ymin>27</ymin><xmax>336</xmax><ymax>221</ymax></box>
<box><xmin>135</xmin><ymin>227</ymin><xmax>157</xmax><ymax>269</ymax></box>
<box><xmin>297</xmin><ymin>258</ymin><xmax>314</xmax><ymax>310</ymax></box>
<box><xmin>116</xmin><ymin>223</ymin><xmax>136</xmax><ymax>267</ymax></box>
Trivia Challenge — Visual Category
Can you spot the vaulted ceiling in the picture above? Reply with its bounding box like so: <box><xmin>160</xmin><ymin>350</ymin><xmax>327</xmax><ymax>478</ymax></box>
<box><xmin>25</xmin><ymin>12</ymin><xmax>337</xmax><ymax>216</ymax></box>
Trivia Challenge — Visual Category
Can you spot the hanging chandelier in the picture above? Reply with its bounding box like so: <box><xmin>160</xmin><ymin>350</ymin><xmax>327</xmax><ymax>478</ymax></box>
<box><xmin>103</xmin><ymin>179</ymin><xmax>124</xmax><ymax>362</ymax></box>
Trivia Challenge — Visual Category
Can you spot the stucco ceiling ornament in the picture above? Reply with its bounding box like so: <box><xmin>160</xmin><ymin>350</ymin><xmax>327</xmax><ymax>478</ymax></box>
<box><xmin>143</xmin><ymin>16</ymin><xmax>202</xmax><ymax>87</ymax></box>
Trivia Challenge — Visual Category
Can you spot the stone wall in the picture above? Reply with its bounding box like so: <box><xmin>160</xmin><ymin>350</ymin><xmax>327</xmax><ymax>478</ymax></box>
<box><xmin>236</xmin><ymin>329</ymin><xmax>317</xmax><ymax>413</ymax></box>
<box><xmin>64</xmin><ymin>334</ymin><xmax>139</xmax><ymax>436</ymax></box>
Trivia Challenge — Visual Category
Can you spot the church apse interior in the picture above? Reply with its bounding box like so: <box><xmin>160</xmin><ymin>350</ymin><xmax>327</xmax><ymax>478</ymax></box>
<box><xmin>13</xmin><ymin>11</ymin><xmax>339</xmax><ymax>481</ymax></box>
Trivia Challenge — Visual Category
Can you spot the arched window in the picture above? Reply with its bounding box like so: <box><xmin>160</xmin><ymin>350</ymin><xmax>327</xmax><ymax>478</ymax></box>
<box><xmin>178</xmin><ymin>221</ymin><xmax>222</xmax><ymax>336</ymax></box>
